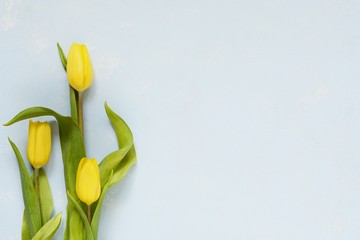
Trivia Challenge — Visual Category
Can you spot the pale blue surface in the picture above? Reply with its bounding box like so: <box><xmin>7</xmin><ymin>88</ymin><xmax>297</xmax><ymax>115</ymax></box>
<box><xmin>1</xmin><ymin>0</ymin><xmax>360</xmax><ymax>239</ymax></box>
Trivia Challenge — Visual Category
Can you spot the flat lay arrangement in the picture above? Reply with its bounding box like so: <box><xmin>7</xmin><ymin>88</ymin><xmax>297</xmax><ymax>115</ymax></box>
<box><xmin>5</xmin><ymin>43</ymin><xmax>136</xmax><ymax>240</ymax></box>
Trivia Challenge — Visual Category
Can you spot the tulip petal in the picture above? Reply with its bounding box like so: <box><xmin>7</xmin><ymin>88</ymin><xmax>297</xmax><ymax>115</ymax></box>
<box><xmin>66</xmin><ymin>43</ymin><xmax>93</xmax><ymax>92</ymax></box>
<box><xmin>27</xmin><ymin>121</ymin><xmax>52</xmax><ymax>168</ymax></box>
<box><xmin>76</xmin><ymin>158</ymin><xmax>101</xmax><ymax>205</ymax></box>
<box><xmin>67</xmin><ymin>43</ymin><xmax>85</xmax><ymax>91</ymax></box>
<box><xmin>82</xmin><ymin>45</ymin><xmax>93</xmax><ymax>89</ymax></box>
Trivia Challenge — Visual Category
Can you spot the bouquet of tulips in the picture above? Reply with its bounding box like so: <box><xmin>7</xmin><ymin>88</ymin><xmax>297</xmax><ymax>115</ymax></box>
<box><xmin>5</xmin><ymin>43</ymin><xmax>136</xmax><ymax>240</ymax></box>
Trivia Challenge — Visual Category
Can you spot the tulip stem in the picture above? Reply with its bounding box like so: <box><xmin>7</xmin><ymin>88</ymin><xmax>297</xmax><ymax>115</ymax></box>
<box><xmin>78</xmin><ymin>91</ymin><xmax>84</xmax><ymax>140</ymax></box>
<box><xmin>87</xmin><ymin>204</ymin><xmax>91</xmax><ymax>223</ymax></box>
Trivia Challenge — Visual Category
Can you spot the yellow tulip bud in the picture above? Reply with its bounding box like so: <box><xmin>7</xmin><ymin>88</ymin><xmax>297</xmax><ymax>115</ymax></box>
<box><xmin>27</xmin><ymin>121</ymin><xmax>52</xmax><ymax>169</ymax></box>
<box><xmin>66</xmin><ymin>43</ymin><xmax>94</xmax><ymax>92</ymax></box>
<box><xmin>76</xmin><ymin>158</ymin><xmax>101</xmax><ymax>205</ymax></box>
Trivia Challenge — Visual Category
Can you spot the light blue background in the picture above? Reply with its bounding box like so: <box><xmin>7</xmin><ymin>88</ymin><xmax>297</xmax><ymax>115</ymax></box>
<box><xmin>1</xmin><ymin>0</ymin><xmax>360</xmax><ymax>239</ymax></box>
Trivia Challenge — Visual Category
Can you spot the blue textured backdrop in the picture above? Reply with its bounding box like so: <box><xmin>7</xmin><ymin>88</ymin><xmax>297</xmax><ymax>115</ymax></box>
<box><xmin>1</xmin><ymin>0</ymin><xmax>360</xmax><ymax>239</ymax></box>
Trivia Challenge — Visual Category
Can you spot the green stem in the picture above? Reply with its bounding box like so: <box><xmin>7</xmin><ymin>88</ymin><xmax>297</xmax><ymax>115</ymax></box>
<box><xmin>87</xmin><ymin>204</ymin><xmax>91</xmax><ymax>223</ymax></box>
<box><xmin>34</xmin><ymin>168</ymin><xmax>43</xmax><ymax>225</ymax></box>
<box><xmin>78</xmin><ymin>91</ymin><xmax>84</xmax><ymax>140</ymax></box>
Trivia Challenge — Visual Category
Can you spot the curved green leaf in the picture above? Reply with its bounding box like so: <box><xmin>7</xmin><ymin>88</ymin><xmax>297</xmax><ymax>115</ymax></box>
<box><xmin>110</xmin><ymin>146</ymin><xmax>136</xmax><ymax>187</ymax></box>
<box><xmin>5</xmin><ymin>107</ymin><xmax>86</xmax><ymax>240</ymax></box>
<box><xmin>99</xmin><ymin>103</ymin><xmax>136</xmax><ymax>187</ymax></box>
<box><xmin>31</xmin><ymin>212</ymin><xmax>62</xmax><ymax>240</ymax></box>
<box><xmin>92</xmin><ymin>103</ymin><xmax>137</xmax><ymax>239</ymax></box>
<box><xmin>67</xmin><ymin>192</ymin><xmax>95</xmax><ymax>240</ymax></box>
<box><xmin>9</xmin><ymin>139</ymin><xmax>42</xmax><ymax>237</ymax></box>
<box><xmin>105</xmin><ymin>102</ymin><xmax>133</xmax><ymax>148</ymax></box>
<box><xmin>63</xmin><ymin>203</ymin><xmax>87</xmax><ymax>240</ymax></box>
<box><xmin>98</xmin><ymin>146</ymin><xmax>131</xmax><ymax>187</ymax></box>
<box><xmin>91</xmin><ymin>171</ymin><xmax>113</xmax><ymax>238</ymax></box>
<box><xmin>5</xmin><ymin>107</ymin><xmax>85</xmax><ymax>197</ymax></box>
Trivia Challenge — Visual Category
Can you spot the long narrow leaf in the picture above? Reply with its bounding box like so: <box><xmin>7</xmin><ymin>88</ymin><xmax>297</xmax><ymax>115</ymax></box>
<box><xmin>38</xmin><ymin>169</ymin><xmax>53</xmax><ymax>223</ymax></box>
<box><xmin>5</xmin><ymin>107</ymin><xmax>86</xmax><ymax>240</ymax></box>
<box><xmin>31</xmin><ymin>213</ymin><xmax>62</xmax><ymax>240</ymax></box>
<box><xmin>105</xmin><ymin>102</ymin><xmax>133</xmax><ymax>148</ymax></box>
<box><xmin>57</xmin><ymin>43</ymin><xmax>67</xmax><ymax>71</ymax></box>
<box><xmin>66</xmin><ymin>204</ymin><xmax>86</xmax><ymax>240</ymax></box>
<box><xmin>22</xmin><ymin>169</ymin><xmax>53</xmax><ymax>239</ymax></box>
<box><xmin>57</xmin><ymin>42</ymin><xmax>78</xmax><ymax>123</ymax></box>
<box><xmin>9</xmin><ymin>139</ymin><xmax>42</xmax><ymax>237</ymax></box>
<box><xmin>99</xmin><ymin>103</ymin><xmax>136</xmax><ymax>187</ymax></box>
<box><xmin>67</xmin><ymin>192</ymin><xmax>95</xmax><ymax>240</ymax></box>
<box><xmin>91</xmin><ymin>147</ymin><xmax>136</xmax><ymax>239</ymax></box>
<box><xmin>5</xmin><ymin>107</ymin><xmax>85</xmax><ymax>196</ymax></box>
<box><xmin>91</xmin><ymin>171</ymin><xmax>113</xmax><ymax>238</ymax></box>
<box><xmin>92</xmin><ymin>104</ymin><xmax>137</xmax><ymax>238</ymax></box>
<box><xmin>22</xmin><ymin>211</ymin><xmax>31</xmax><ymax>240</ymax></box>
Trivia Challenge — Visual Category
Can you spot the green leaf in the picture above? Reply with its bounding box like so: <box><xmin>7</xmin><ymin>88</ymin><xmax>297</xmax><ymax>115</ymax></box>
<box><xmin>105</xmin><ymin>102</ymin><xmax>133</xmax><ymax>148</ymax></box>
<box><xmin>67</xmin><ymin>206</ymin><xmax>86</xmax><ymax>240</ymax></box>
<box><xmin>99</xmin><ymin>102</ymin><xmax>136</xmax><ymax>187</ymax></box>
<box><xmin>6</xmin><ymin>104</ymin><xmax>137</xmax><ymax>240</ymax></box>
<box><xmin>57</xmin><ymin>43</ymin><xmax>67</xmax><ymax>71</ymax></box>
<box><xmin>31</xmin><ymin>212</ymin><xmax>62</xmax><ymax>240</ymax></box>
<box><xmin>5</xmin><ymin>107</ymin><xmax>85</xmax><ymax>196</ymax></box>
<box><xmin>98</xmin><ymin>146</ymin><xmax>132</xmax><ymax>188</ymax></box>
<box><xmin>56</xmin><ymin>43</ymin><xmax>78</xmax><ymax>126</ymax></box>
<box><xmin>22</xmin><ymin>169</ymin><xmax>53</xmax><ymax>239</ymax></box>
<box><xmin>5</xmin><ymin>107</ymin><xmax>86</xmax><ymax>240</ymax></box>
<box><xmin>38</xmin><ymin>169</ymin><xmax>53</xmax><ymax>223</ymax></box>
<box><xmin>90</xmin><ymin>170</ymin><xmax>113</xmax><ymax>238</ymax></box>
<box><xmin>110</xmin><ymin>146</ymin><xmax>136</xmax><ymax>186</ymax></box>
<box><xmin>91</xmin><ymin>103</ymin><xmax>137</xmax><ymax>239</ymax></box>
<box><xmin>67</xmin><ymin>192</ymin><xmax>95</xmax><ymax>240</ymax></box>
<box><xmin>22</xmin><ymin>211</ymin><xmax>31</xmax><ymax>240</ymax></box>
<box><xmin>9</xmin><ymin>139</ymin><xmax>42</xmax><ymax>237</ymax></box>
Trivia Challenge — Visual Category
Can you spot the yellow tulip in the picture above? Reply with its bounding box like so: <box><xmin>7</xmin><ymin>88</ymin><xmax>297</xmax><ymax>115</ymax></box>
<box><xmin>27</xmin><ymin>121</ymin><xmax>52</xmax><ymax>168</ymax></box>
<box><xmin>76</xmin><ymin>158</ymin><xmax>101</xmax><ymax>205</ymax></box>
<box><xmin>66</xmin><ymin>43</ymin><xmax>93</xmax><ymax>92</ymax></box>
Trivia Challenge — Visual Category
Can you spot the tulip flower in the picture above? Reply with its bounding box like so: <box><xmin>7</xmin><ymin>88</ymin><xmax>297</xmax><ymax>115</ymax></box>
<box><xmin>76</xmin><ymin>158</ymin><xmax>101</xmax><ymax>206</ymax></box>
<box><xmin>66</xmin><ymin>43</ymin><xmax>93</xmax><ymax>92</ymax></box>
<box><xmin>27</xmin><ymin>120</ymin><xmax>52</xmax><ymax>169</ymax></box>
